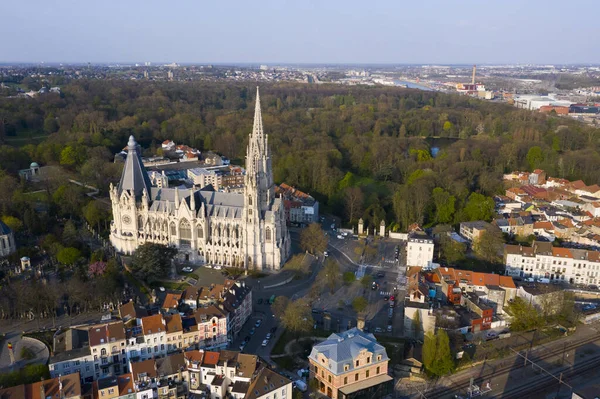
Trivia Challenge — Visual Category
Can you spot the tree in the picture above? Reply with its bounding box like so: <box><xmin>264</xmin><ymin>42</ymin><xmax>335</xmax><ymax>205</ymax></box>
<box><xmin>412</xmin><ymin>309</ymin><xmax>422</xmax><ymax>338</ymax></box>
<box><xmin>352</xmin><ymin>296</ymin><xmax>368</xmax><ymax>314</ymax></box>
<box><xmin>320</xmin><ymin>258</ymin><xmax>341</xmax><ymax>293</ymax></box>
<box><xmin>360</xmin><ymin>274</ymin><xmax>373</xmax><ymax>289</ymax></box>
<box><xmin>59</xmin><ymin>145</ymin><xmax>78</xmax><ymax>166</ymax></box>
<box><xmin>272</xmin><ymin>296</ymin><xmax>290</xmax><ymax>319</ymax></box>
<box><xmin>300</xmin><ymin>223</ymin><xmax>328</xmax><ymax>255</ymax></box>
<box><xmin>83</xmin><ymin>201</ymin><xmax>107</xmax><ymax>232</ymax></box>
<box><xmin>343</xmin><ymin>271</ymin><xmax>356</xmax><ymax>285</ymax></box>
<box><xmin>89</xmin><ymin>261</ymin><xmax>107</xmax><ymax>277</ymax></box>
<box><xmin>343</xmin><ymin>187</ymin><xmax>364</xmax><ymax>224</ymax></box>
<box><xmin>463</xmin><ymin>193</ymin><xmax>495</xmax><ymax>222</ymax></box>
<box><xmin>432</xmin><ymin>187</ymin><xmax>455</xmax><ymax>224</ymax></box>
<box><xmin>285</xmin><ymin>254</ymin><xmax>311</xmax><ymax>277</ymax></box>
<box><xmin>131</xmin><ymin>243</ymin><xmax>177</xmax><ymax>284</ymax></box>
<box><xmin>423</xmin><ymin>330</ymin><xmax>455</xmax><ymax>377</ymax></box>
<box><xmin>473</xmin><ymin>228</ymin><xmax>504</xmax><ymax>263</ymax></box>
<box><xmin>526</xmin><ymin>146</ymin><xmax>544</xmax><ymax>170</ymax></box>
<box><xmin>506</xmin><ymin>297</ymin><xmax>544</xmax><ymax>331</ymax></box>
<box><xmin>281</xmin><ymin>299</ymin><xmax>313</xmax><ymax>336</ymax></box>
<box><xmin>62</xmin><ymin>220</ymin><xmax>78</xmax><ymax>246</ymax></box>
<box><xmin>440</xmin><ymin>235</ymin><xmax>466</xmax><ymax>264</ymax></box>
<box><xmin>56</xmin><ymin>247</ymin><xmax>82</xmax><ymax>266</ymax></box>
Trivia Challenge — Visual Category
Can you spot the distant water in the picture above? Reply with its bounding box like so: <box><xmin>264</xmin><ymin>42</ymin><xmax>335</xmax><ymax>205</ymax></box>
<box><xmin>394</xmin><ymin>80</ymin><xmax>433</xmax><ymax>91</ymax></box>
<box><xmin>431</xmin><ymin>147</ymin><xmax>440</xmax><ymax>157</ymax></box>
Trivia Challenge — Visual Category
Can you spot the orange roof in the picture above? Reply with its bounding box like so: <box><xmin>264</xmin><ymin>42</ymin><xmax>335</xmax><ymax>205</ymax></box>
<box><xmin>131</xmin><ymin>359</ymin><xmax>157</xmax><ymax>381</ymax></box>
<box><xmin>28</xmin><ymin>373</ymin><xmax>82</xmax><ymax>399</ymax></box>
<box><xmin>437</xmin><ymin>267</ymin><xmax>515</xmax><ymax>289</ymax></box>
<box><xmin>202</xmin><ymin>351</ymin><xmax>220</xmax><ymax>365</ymax></box>
<box><xmin>557</xmin><ymin>218</ymin><xmax>575</xmax><ymax>228</ymax></box>
<box><xmin>141</xmin><ymin>314</ymin><xmax>165</xmax><ymax>335</ymax></box>
<box><xmin>534</xmin><ymin>221</ymin><xmax>553</xmax><ymax>230</ymax></box>
<box><xmin>118</xmin><ymin>374</ymin><xmax>134</xmax><ymax>396</ymax></box>
<box><xmin>165</xmin><ymin>314</ymin><xmax>183</xmax><ymax>334</ymax></box>
<box><xmin>552</xmin><ymin>247</ymin><xmax>573</xmax><ymax>258</ymax></box>
<box><xmin>162</xmin><ymin>292</ymin><xmax>181</xmax><ymax>309</ymax></box>
<box><xmin>184</xmin><ymin>350</ymin><xmax>204</xmax><ymax>363</ymax></box>
<box><xmin>571</xmin><ymin>180</ymin><xmax>586</xmax><ymax>189</ymax></box>
<box><xmin>585</xmin><ymin>184</ymin><xmax>600</xmax><ymax>193</ymax></box>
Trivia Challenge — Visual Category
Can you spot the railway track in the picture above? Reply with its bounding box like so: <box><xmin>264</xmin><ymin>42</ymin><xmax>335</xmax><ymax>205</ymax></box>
<box><xmin>500</xmin><ymin>354</ymin><xmax>600</xmax><ymax>399</ymax></box>
<box><xmin>423</xmin><ymin>332</ymin><xmax>600</xmax><ymax>399</ymax></box>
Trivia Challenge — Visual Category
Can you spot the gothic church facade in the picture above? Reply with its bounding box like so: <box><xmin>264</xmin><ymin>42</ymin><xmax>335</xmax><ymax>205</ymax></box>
<box><xmin>109</xmin><ymin>88</ymin><xmax>290</xmax><ymax>271</ymax></box>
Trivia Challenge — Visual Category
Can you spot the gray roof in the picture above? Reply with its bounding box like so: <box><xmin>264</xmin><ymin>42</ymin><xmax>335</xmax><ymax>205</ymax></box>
<box><xmin>118</xmin><ymin>136</ymin><xmax>153</xmax><ymax>200</ymax></box>
<box><xmin>309</xmin><ymin>328</ymin><xmax>389</xmax><ymax>376</ymax></box>
<box><xmin>201</xmin><ymin>190</ymin><xmax>244</xmax><ymax>219</ymax></box>
<box><xmin>0</xmin><ymin>220</ymin><xmax>12</xmax><ymax>235</ymax></box>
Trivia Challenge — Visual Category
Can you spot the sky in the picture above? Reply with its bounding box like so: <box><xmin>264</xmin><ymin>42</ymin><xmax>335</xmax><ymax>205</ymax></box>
<box><xmin>2</xmin><ymin>0</ymin><xmax>599</xmax><ymax>65</ymax></box>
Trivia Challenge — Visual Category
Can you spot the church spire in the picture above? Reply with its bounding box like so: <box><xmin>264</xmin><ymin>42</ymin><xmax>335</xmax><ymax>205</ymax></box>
<box><xmin>252</xmin><ymin>86</ymin><xmax>264</xmax><ymax>140</ymax></box>
<box><xmin>117</xmin><ymin>135</ymin><xmax>152</xmax><ymax>201</ymax></box>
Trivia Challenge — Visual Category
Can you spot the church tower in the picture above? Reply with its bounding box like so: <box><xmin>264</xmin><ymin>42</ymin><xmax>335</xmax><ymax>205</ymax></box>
<box><xmin>245</xmin><ymin>86</ymin><xmax>275</xmax><ymax>213</ymax></box>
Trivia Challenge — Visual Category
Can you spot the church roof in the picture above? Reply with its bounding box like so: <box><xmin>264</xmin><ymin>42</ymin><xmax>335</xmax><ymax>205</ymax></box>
<box><xmin>0</xmin><ymin>220</ymin><xmax>12</xmax><ymax>235</ymax></box>
<box><xmin>200</xmin><ymin>190</ymin><xmax>244</xmax><ymax>219</ymax></box>
<box><xmin>118</xmin><ymin>136</ymin><xmax>152</xmax><ymax>200</ymax></box>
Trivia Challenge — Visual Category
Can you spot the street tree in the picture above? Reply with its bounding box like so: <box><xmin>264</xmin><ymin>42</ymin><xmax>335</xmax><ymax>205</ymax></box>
<box><xmin>300</xmin><ymin>223</ymin><xmax>328</xmax><ymax>255</ymax></box>
<box><xmin>506</xmin><ymin>297</ymin><xmax>544</xmax><ymax>331</ymax></box>
<box><xmin>320</xmin><ymin>258</ymin><xmax>341</xmax><ymax>293</ymax></box>
<box><xmin>131</xmin><ymin>243</ymin><xmax>177</xmax><ymax>284</ymax></box>
<box><xmin>360</xmin><ymin>274</ymin><xmax>373</xmax><ymax>289</ymax></box>
<box><xmin>352</xmin><ymin>296</ymin><xmax>368</xmax><ymax>314</ymax></box>
<box><xmin>281</xmin><ymin>299</ymin><xmax>313</xmax><ymax>336</ymax></box>
<box><xmin>272</xmin><ymin>296</ymin><xmax>290</xmax><ymax>319</ymax></box>
<box><xmin>343</xmin><ymin>271</ymin><xmax>356</xmax><ymax>285</ymax></box>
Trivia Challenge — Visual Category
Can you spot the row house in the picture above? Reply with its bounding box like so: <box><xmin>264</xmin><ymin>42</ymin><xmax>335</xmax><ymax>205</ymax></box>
<box><xmin>184</xmin><ymin>349</ymin><xmax>290</xmax><ymax>399</ymax></box>
<box><xmin>406</xmin><ymin>232</ymin><xmax>434</xmax><ymax>268</ymax></box>
<box><xmin>194</xmin><ymin>305</ymin><xmax>229</xmax><ymax>350</ymax></box>
<box><xmin>93</xmin><ymin>374</ymin><xmax>136</xmax><ymax>399</ymax></box>
<box><xmin>435</xmin><ymin>267</ymin><xmax>516</xmax><ymax>315</ymax></box>
<box><xmin>140</xmin><ymin>314</ymin><xmax>168</xmax><ymax>358</ymax></box>
<box><xmin>504</xmin><ymin>241</ymin><xmax>600</xmax><ymax>285</ymax></box>
<box><xmin>459</xmin><ymin>221</ymin><xmax>495</xmax><ymax>242</ymax></box>
<box><xmin>50</xmin><ymin>328</ymin><xmax>96</xmax><ymax>383</ymax></box>
<box><xmin>0</xmin><ymin>372</ymin><xmax>82</xmax><ymax>399</ymax></box>
<box><xmin>89</xmin><ymin>322</ymin><xmax>128</xmax><ymax>378</ymax></box>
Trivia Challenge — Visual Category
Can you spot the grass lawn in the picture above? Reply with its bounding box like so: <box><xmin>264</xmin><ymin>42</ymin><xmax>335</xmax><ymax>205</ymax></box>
<box><xmin>151</xmin><ymin>281</ymin><xmax>189</xmax><ymax>291</ymax></box>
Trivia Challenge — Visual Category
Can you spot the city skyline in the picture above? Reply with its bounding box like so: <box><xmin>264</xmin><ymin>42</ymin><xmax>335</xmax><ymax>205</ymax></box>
<box><xmin>2</xmin><ymin>0</ymin><xmax>599</xmax><ymax>64</ymax></box>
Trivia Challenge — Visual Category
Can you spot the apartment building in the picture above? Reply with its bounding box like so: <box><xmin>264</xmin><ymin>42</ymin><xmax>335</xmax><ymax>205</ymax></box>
<box><xmin>276</xmin><ymin>183</ymin><xmax>320</xmax><ymax>225</ymax></box>
<box><xmin>194</xmin><ymin>305</ymin><xmax>229</xmax><ymax>350</ymax></box>
<box><xmin>140</xmin><ymin>314</ymin><xmax>168</xmax><ymax>358</ymax></box>
<box><xmin>89</xmin><ymin>322</ymin><xmax>128</xmax><ymax>378</ymax></box>
<box><xmin>49</xmin><ymin>327</ymin><xmax>95</xmax><ymax>383</ymax></box>
<box><xmin>406</xmin><ymin>233</ymin><xmax>434</xmax><ymax>268</ymax></box>
<box><xmin>459</xmin><ymin>221</ymin><xmax>495</xmax><ymax>242</ymax></box>
<box><xmin>309</xmin><ymin>328</ymin><xmax>393</xmax><ymax>399</ymax></box>
<box><xmin>504</xmin><ymin>241</ymin><xmax>600</xmax><ymax>285</ymax></box>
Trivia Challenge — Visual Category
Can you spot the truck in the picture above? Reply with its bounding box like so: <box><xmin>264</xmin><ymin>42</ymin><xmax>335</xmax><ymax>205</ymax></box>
<box><xmin>294</xmin><ymin>380</ymin><xmax>307</xmax><ymax>392</ymax></box>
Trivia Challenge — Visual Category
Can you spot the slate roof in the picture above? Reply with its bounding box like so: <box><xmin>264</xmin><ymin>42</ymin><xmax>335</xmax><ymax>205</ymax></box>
<box><xmin>246</xmin><ymin>367</ymin><xmax>291</xmax><ymax>399</ymax></box>
<box><xmin>309</xmin><ymin>328</ymin><xmax>389</xmax><ymax>376</ymax></box>
<box><xmin>0</xmin><ymin>220</ymin><xmax>12</xmax><ymax>235</ymax></box>
<box><xmin>156</xmin><ymin>352</ymin><xmax>186</xmax><ymax>376</ymax></box>
<box><xmin>118</xmin><ymin>136</ymin><xmax>152</xmax><ymax>199</ymax></box>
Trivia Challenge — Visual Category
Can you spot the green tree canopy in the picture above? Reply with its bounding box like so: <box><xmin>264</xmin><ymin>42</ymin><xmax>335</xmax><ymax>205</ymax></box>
<box><xmin>352</xmin><ymin>296</ymin><xmax>368</xmax><ymax>314</ymax></box>
<box><xmin>473</xmin><ymin>228</ymin><xmax>504</xmax><ymax>263</ymax></box>
<box><xmin>526</xmin><ymin>146</ymin><xmax>544</xmax><ymax>170</ymax></box>
<box><xmin>423</xmin><ymin>330</ymin><xmax>455</xmax><ymax>377</ymax></box>
<box><xmin>463</xmin><ymin>193</ymin><xmax>495</xmax><ymax>221</ymax></box>
<box><xmin>432</xmin><ymin>187</ymin><xmax>456</xmax><ymax>224</ymax></box>
<box><xmin>131</xmin><ymin>243</ymin><xmax>177</xmax><ymax>284</ymax></box>
<box><xmin>272</xmin><ymin>296</ymin><xmax>290</xmax><ymax>319</ymax></box>
<box><xmin>1</xmin><ymin>215</ymin><xmax>23</xmax><ymax>232</ymax></box>
<box><xmin>56</xmin><ymin>247</ymin><xmax>82</xmax><ymax>266</ymax></box>
<box><xmin>506</xmin><ymin>297</ymin><xmax>544</xmax><ymax>331</ymax></box>
<box><xmin>281</xmin><ymin>299</ymin><xmax>314</xmax><ymax>336</ymax></box>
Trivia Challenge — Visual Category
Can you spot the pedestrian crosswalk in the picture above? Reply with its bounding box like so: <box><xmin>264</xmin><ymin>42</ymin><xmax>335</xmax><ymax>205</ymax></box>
<box><xmin>379</xmin><ymin>291</ymin><xmax>392</xmax><ymax>296</ymax></box>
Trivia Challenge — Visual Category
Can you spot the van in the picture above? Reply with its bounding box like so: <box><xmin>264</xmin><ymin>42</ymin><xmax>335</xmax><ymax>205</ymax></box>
<box><xmin>294</xmin><ymin>380</ymin><xmax>307</xmax><ymax>392</ymax></box>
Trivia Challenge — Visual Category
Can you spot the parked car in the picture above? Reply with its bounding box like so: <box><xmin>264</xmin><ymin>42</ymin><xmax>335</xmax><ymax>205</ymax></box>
<box><xmin>377</xmin><ymin>272</ymin><xmax>385</xmax><ymax>278</ymax></box>
<box><xmin>311</xmin><ymin>309</ymin><xmax>321</xmax><ymax>314</ymax></box>
<box><xmin>182</xmin><ymin>267</ymin><xmax>193</xmax><ymax>273</ymax></box>
<box><xmin>255</xmin><ymin>319</ymin><xmax>262</xmax><ymax>328</ymax></box>
<box><xmin>214</xmin><ymin>265</ymin><xmax>222</xmax><ymax>270</ymax></box>
<box><xmin>371</xmin><ymin>282</ymin><xmax>378</xmax><ymax>290</ymax></box>
<box><xmin>374</xmin><ymin>327</ymin><xmax>383</xmax><ymax>333</ymax></box>
<box><xmin>337</xmin><ymin>235</ymin><xmax>344</xmax><ymax>239</ymax></box>
<box><xmin>266</xmin><ymin>333</ymin><xmax>272</xmax><ymax>340</ymax></box>
<box><xmin>205</xmin><ymin>265</ymin><xmax>213</xmax><ymax>269</ymax></box>
<box><xmin>239</xmin><ymin>343</ymin><xmax>246</xmax><ymax>351</ymax></box>
<box><xmin>384</xmin><ymin>296</ymin><xmax>389</xmax><ymax>301</ymax></box>
<box><xmin>387</xmin><ymin>325</ymin><xmax>392</xmax><ymax>332</ymax></box>
<box><xmin>270</xmin><ymin>326</ymin><xmax>277</xmax><ymax>334</ymax></box>
<box><xmin>258</xmin><ymin>298</ymin><xmax>263</xmax><ymax>305</ymax></box>
<box><xmin>262</xmin><ymin>339</ymin><xmax>269</xmax><ymax>347</ymax></box>
<box><xmin>323</xmin><ymin>251</ymin><xmax>328</xmax><ymax>257</ymax></box>
<box><xmin>159</xmin><ymin>287</ymin><xmax>165</xmax><ymax>292</ymax></box>
<box><xmin>250</xmin><ymin>328</ymin><xmax>255</xmax><ymax>335</ymax></box>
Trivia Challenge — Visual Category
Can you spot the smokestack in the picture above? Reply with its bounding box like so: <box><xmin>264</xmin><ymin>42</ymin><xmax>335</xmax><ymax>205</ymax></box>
<box><xmin>472</xmin><ymin>65</ymin><xmax>476</xmax><ymax>85</ymax></box>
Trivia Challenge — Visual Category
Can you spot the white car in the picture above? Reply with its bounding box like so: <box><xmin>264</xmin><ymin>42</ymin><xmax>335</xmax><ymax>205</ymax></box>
<box><xmin>342</xmin><ymin>232</ymin><xmax>348</xmax><ymax>237</ymax></box>
<box><xmin>182</xmin><ymin>267</ymin><xmax>193</xmax><ymax>273</ymax></box>
<box><xmin>214</xmin><ymin>265</ymin><xmax>222</xmax><ymax>270</ymax></box>
<box><xmin>262</xmin><ymin>339</ymin><xmax>269</xmax><ymax>347</ymax></box>
<box><xmin>205</xmin><ymin>265</ymin><xmax>213</xmax><ymax>269</ymax></box>
<box><xmin>337</xmin><ymin>235</ymin><xmax>344</xmax><ymax>239</ymax></box>
<box><xmin>323</xmin><ymin>251</ymin><xmax>329</xmax><ymax>257</ymax></box>
<box><xmin>266</xmin><ymin>333</ymin><xmax>272</xmax><ymax>340</ymax></box>
<box><xmin>374</xmin><ymin>327</ymin><xmax>383</xmax><ymax>333</ymax></box>
<box><xmin>159</xmin><ymin>287</ymin><xmax>165</xmax><ymax>292</ymax></box>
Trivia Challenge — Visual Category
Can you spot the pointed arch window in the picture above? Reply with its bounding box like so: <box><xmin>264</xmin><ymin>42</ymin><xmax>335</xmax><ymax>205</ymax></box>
<box><xmin>248</xmin><ymin>196</ymin><xmax>253</xmax><ymax>206</ymax></box>
<box><xmin>179</xmin><ymin>219</ymin><xmax>191</xmax><ymax>240</ymax></box>
<box><xmin>265</xmin><ymin>227</ymin><xmax>272</xmax><ymax>242</ymax></box>
<box><xmin>197</xmin><ymin>225</ymin><xmax>204</xmax><ymax>239</ymax></box>
<box><xmin>138</xmin><ymin>215</ymin><xmax>144</xmax><ymax>230</ymax></box>
<box><xmin>170</xmin><ymin>222</ymin><xmax>176</xmax><ymax>236</ymax></box>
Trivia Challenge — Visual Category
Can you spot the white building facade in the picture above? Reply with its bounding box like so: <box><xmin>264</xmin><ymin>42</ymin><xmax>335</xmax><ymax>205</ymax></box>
<box><xmin>109</xmin><ymin>88</ymin><xmax>291</xmax><ymax>271</ymax></box>
<box><xmin>406</xmin><ymin>235</ymin><xmax>434</xmax><ymax>268</ymax></box>
<box><xmin>504</xmin><ymin>242</ymin><xmax>600</xmax><ymax>285</ymax></box>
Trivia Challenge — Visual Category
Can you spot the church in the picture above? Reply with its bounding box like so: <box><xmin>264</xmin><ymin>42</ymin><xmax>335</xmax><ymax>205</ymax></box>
<box><xmin>109</xmin><ymin>88</ymin><xmax>291</xmax><ymax>271</ymax></box>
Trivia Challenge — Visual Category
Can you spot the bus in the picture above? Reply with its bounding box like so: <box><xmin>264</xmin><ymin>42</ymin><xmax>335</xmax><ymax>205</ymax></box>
<box><xmin>269</xmin><ymin>295</ymin><xmax>276</xmax><ymax>305</ymax></box>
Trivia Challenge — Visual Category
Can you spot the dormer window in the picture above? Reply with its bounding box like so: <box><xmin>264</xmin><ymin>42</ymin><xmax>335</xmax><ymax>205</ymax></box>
<box><xmin>377</xmin><ymin>355</ymin><xmax>382</xmax><ymax>361</ymax></box>
<box><xmin>355</xmin><ymin>360</ymin><xmax>359</xmax><ymax>367</ymax></box>
<box><xmin>344</xmin><ymin>365</ymin><xmax>349</xmax><ymax>371</ymax></box>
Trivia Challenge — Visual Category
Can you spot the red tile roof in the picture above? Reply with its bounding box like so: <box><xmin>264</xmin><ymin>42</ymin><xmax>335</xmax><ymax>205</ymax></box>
<box><xmin>202</xmin><ymin>351</ymin><xmax>220</xmax><ymax>366</ymax></box>
<box><xmin>141</xmin><ymin>314</ymin><xmax>165</xmax><ymax>335</ymax></box>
